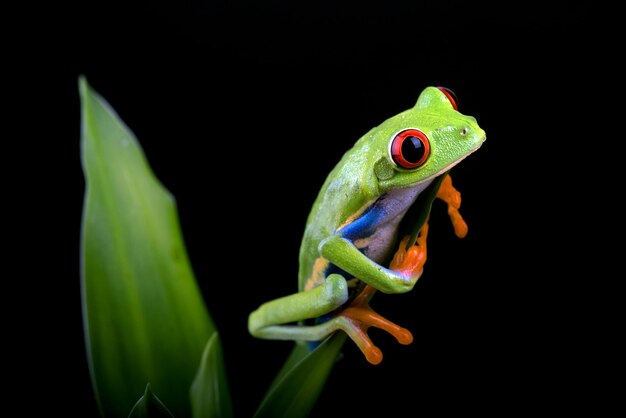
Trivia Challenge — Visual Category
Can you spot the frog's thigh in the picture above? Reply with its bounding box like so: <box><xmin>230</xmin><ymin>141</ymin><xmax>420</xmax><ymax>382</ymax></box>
<box><xmin>248</xmin><ymin>274</ymin><xmax>348</xmax><ymax>340</ymax></box>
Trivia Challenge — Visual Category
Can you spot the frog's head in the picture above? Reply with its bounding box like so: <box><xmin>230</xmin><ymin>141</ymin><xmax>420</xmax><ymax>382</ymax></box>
<box><xmin>372</xmin><ymin>86</ymin><xmax>486</xmax><ymax>192</ymax></box>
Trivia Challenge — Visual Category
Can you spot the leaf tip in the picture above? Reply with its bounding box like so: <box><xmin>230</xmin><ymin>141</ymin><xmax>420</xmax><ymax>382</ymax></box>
<box><xmin>78</xmin><ymin>74</ymin><xmax>90</xmax><ymax>99</ymax></box>
<box><xmin>128</xmin><ymin>383</ymin><xmax>175</xmax><ymax>418</ymax></box>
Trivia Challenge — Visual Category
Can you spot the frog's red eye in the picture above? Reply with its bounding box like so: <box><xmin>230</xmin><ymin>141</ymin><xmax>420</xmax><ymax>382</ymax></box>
<box><xmin>437</xmin><ymin>86</ymin><xmax>459</xmax><ymax>110</ymax></box>
<box><xmin>390</xmin><ymin>129</ymin><xmax>430</xmax><ymax>169</ymax></box>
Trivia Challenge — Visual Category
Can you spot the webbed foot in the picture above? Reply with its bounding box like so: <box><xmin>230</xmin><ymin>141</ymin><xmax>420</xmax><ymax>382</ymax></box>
<box><xmin>437</xmin><ymin>174</ymin><xmax>468</xmax><ymax>238</ymax></box>
<box><xmin>336</xmin><ymin>285</ymin><xmax>413</xmax><ymax>365</ymax></box>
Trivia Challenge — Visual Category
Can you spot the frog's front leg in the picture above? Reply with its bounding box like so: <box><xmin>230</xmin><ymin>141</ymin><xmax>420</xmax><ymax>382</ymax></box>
<box><xmin>316</xmin><ymin>175</ymin><xmax>467</xmax><ymax>364</ymax></box>
<box><xmin>314</xmin><ymin>229</ymin><xmax>427</xmax><ymax>364</ymax></box>
<box><xmin>319</xmin><ymin>234</ymin><xmax>425</xmax><ymax>294</ymax></box>
<box><xmin>437</xmin><ymin>174</ymin><xmax>468</xmax><ymax>238</ymax></box>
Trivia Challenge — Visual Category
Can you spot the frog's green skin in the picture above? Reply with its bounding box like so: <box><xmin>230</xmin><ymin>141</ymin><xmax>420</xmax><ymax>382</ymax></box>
<box><xmin>248</xmin><ymin>86</ymin><xmax>485</xmax><ymax>358</ymax></box>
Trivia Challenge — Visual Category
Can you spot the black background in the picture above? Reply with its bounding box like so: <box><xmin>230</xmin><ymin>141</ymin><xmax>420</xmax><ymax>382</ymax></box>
<box><xmin>10</xmin><ymin>1</ymin><xmax>611</xmax><ymax>417</ymax></box>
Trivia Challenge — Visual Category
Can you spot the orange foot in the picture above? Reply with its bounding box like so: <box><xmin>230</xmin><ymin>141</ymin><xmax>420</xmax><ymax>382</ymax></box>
<box><xmin>339</xmin><ymin>285</ymin><xmax>413</xmax><ymax>365</ymax></box>
<box><xmin>437</xmin><ymin>174</ymin><xmax>468</xmax><ymax>238</ymax></box>
<box><xmin>337</xmin><ymin>226</ymin><xmax>430</xmax><ymax>364</ymax></box>
<box><xmin>390</xmin><ymin>224</ymin><xmax>429</xmax><ymax>278</ymax></box>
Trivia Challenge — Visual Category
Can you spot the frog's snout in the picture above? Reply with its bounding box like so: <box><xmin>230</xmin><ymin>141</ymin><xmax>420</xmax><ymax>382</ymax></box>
<box><xmin>477</xmin><ymin>127</ymin><xmax>486</xmax><ymax>142</ymax></box>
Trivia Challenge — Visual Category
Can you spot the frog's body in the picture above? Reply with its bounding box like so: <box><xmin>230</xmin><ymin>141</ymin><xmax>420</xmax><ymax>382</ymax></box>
<box><xmin>249</xmin><ymin>86</ymin><xmax>485</xmax><ymax>364</ymax></box>
<box><xmin>299</xmin><ymin>171</ymin><xmax>433</xmax><ymax>293</ymax></box>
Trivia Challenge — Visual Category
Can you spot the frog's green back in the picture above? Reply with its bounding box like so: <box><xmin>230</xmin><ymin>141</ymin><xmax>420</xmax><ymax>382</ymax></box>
<box><xmin>296</xmin><ymin>86</ymin><xmax>486</xmax><ymax>291</ymax></box>
<box><xmin>297</xmin><ymin>126</ymin><xmax>383</xmax><ymax>291</ymax></box>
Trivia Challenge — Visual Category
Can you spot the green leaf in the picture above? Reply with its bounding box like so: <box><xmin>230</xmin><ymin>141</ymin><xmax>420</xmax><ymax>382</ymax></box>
<box><xmin>190</xmin><ymin>333</ymin><xmax>234</xmax><ymax>418</ymax></box>
<box><xmin>79</xmin><ymin>76</ymin><xmax>216</xmax><ymax>417</ymax></box>
<box><xmin>253</xmin><ymin>333</ymin><xmax>346</xmax><ymax>418</ymax></box>
<box><xmin>128</xmin><ymin>384</ymin><xmax>175</xmax><ymax>418</ymax></box>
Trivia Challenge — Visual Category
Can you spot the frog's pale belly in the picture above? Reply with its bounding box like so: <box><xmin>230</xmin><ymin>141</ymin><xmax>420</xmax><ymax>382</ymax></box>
<box><xmin>357</xmin><ymin>221</ymin><xmax>402</xmax><ymax>264</ymax></box>
<box><xmin>351</xmin><ymin>179</ymin><xmax>433</xmax><ymax>265</ymax></box>
<box><xmin>302</xmin><ymin>178</ymin><xmax>436</xmax><ymax>291</ymax></box>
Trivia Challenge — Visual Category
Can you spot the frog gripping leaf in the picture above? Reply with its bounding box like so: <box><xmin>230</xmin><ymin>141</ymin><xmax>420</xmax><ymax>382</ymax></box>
<box><xmin>248</xmin><ymin>86</ymin><xmax>486</xmax><ymax>364</ymax></box>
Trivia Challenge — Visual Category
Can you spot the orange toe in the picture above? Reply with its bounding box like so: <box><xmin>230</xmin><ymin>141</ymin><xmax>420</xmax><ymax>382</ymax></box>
<box><xmin>338</xmin><ymin>285</ymin><xmax>413</xmax><ymax>364</ymax></box>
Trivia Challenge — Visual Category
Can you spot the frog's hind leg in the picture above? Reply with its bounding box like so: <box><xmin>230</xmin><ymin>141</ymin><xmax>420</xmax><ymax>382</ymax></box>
<box><xmin>253</xmin><ymin>283</ymin><xmax>413</xmax><ymax>365</ymax></box>
<box><xmin>248</xmin><ymin>274</ymin><xmax>349</xmax><ymax>340</ymax></box>
<box><xmin>329</xmin><ymin>174</ymin><xmax>471</xmax><ymax>364</ymax></box>
<box><xmin>331</xmin><ymin>229</ymin><xmax>431</xmax><ymax>365</ymax></box>
<box><xmin>326</xmin><ymin>284</ymin><xmax>414</xmax><ymax>365</ymax></box>
<box><xmin>248</xmin><ymin>274</ymin><xmax>411</xmax><ymax>365</ymax></box>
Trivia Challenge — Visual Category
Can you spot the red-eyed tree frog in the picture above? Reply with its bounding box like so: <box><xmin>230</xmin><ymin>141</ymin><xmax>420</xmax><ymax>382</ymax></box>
<box><xmin>248</xmin><ymin>86</ymin><xmax>486</xmax><ymax>364</ymax></box>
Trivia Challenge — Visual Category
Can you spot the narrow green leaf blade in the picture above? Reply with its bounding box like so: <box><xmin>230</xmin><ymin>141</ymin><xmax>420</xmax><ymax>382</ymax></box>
<box><xmin>190</xmin><ymin>333</ymin><xmax>234</xmax><ymax>418</ymax></box>
<box><xmin>79</xmin><ymin>76</ymin><xmax>216</xmax><ymax>417</ymax></box>
<box><xmin>253</xmin><ymin>333</ymin><xmax>346</xmax><ymax>418</ymax></box>
<box><xmin>128</xmin><ymin>384</ymin><xmax>175</xmax><ymax>418</ymax></box>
